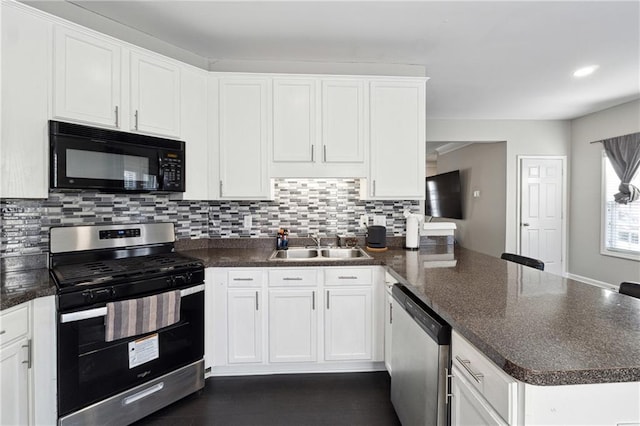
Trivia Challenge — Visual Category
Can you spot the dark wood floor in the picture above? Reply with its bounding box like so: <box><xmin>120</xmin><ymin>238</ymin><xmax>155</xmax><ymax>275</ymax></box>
<box><xmin>133</xmin><ymin>371</ymin><xmax>400</xmax><ymax>426</ymax></box>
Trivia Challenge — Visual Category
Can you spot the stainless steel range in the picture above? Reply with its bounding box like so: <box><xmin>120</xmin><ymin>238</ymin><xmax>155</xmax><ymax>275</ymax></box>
<box><xmin>49</xmin><ymin>223</ymin><xmax>205</xmax><ymax>426</ymax></box>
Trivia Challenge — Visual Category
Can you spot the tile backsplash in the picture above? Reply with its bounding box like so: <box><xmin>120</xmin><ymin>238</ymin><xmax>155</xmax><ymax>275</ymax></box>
<box><xmin>0</xmin><ymin>179</ymin><xmax>419</xmax><ymax>258</ymax></box>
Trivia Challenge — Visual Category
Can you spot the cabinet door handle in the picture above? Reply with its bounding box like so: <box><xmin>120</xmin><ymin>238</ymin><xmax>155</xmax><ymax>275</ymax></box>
<box><xmin>115</xmin><ymin>106</ymin><xmax>119</xmax><ymax>127</ymax></box>
<box><xmin>373</xmin><ymin>180</ymin><xmax>376</xmax><ymax>196</ymax></box>
<box><xmin>311</xmin><ymin>145</ymin><xmax>314</xmax><ymax>162</ymax></box>
<box><xmin>233</xmin><ymin>278</ymin><xmax>254</xmax><ymax>282</ymax></box>
<box><xmin>455</xmin><ymin>356</ymin><xmax>484</xmax><ymax>383</ymax></box>
<box><xmin>282</xmin><ymin>277</ymin><xmax>303</xmax><ymax>281</ymax></box>
<box><xmin>22</xmin><ymin>339</ymin><xmax>32</xmax><ymax>369</ymax></box>
<box><xmin>255</xmin><ymin>291</ymin><xmax>259</xmax><ymax>311</ymax></box>
<box><xmin>312</xmin><ymin>291</ymin><xmax>315</xmax><ymax>310</ymax></box>
<box><xmin>323</xmin><ymin>145</ymin><xmax>327</xmax><ymax>162</ymax></box>
<box><xmin>389</xmin><ymin>302</ymin><xmax>393</xmax><ymax>324</ymax></box>
<box><xmin>522</xmin><ymin>223</ymin><xmax>530</xmax><ymax>227</ymax></box>
<box><xmin>326</xmin><ymin>290</ymin><xmax>330</xmax><ymax>309</ymax></box>
<box><xmin>219</xmin><ymin>181</ymin><xmax>223</xmax><ymax>197</ymax></box>
<box><xmin>338</xmin><ymin>276</ymin><xmax>358</xmax><ymax>280</ymax></box>
<box><xmin>0</xmin><ymin>330</ymin><xmax>6</xmax><ymax>335</ymax></box>
<box><xmin>134</xmin><ymin>110</ymin><xmax>139</xmax><ymax>130</ymax></box>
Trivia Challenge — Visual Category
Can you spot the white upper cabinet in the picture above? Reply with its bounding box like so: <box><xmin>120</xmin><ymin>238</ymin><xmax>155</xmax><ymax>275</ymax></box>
<box><xmin>218</xmin><ymin>76</ymin><xmax>272</xmax><ymax>199</ymax></box>
<box><xmin>272</xmin><ymin>78</ymin><xmax>317</xmax><ymax>163</ymax></box>
<box><xmin>129</xmin><ymin>51</ymin><xmax>181</xmax><ymax>137</ymax></box>
<box><xmin>270</xmin><ymin>77</ymin><xmax>367</xmax><ymax>178</ymax></box>
<box><xmin>368</xmin><ymin>79</ymin><xmax>426</xmax><ymax>200</ymax></box>
<box><xmin>53</xmin><ymin>26</ymin><xmax>121</xmax><ymax>128</ymax></box>
<box><xmin>180</xmin><ymin>65</ymin><xmax>209</xmax><ymax>200</ymax></box>
<box><xmin>53</xmin><ymin>24</ymin><xmax>181</xmax><ymax>139</ymax></box>
<box><xmin>321</xmin><ymin>79</ymin><xmax>366</xmax><ymax>164</ymax></box>
<box><xmin>1</xmin><ymin>1</ymin><xmax>51</xmax><ymax>199</ymax></box>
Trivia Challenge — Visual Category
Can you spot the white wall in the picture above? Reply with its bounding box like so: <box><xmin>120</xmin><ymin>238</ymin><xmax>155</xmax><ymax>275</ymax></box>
<box><xmin>569</xmin><ymin>100</ymin><xmax>640</xmax><ymax>285</ymax></box>
<box><xmin>426</xmin><ymin>119</ymin><xmax>571</xmax><ymax>254</ymax></box>
<box><xmin>436</xmin><ymin>142</ymin><xmax>507</xmax><ymax>257</ymax></box>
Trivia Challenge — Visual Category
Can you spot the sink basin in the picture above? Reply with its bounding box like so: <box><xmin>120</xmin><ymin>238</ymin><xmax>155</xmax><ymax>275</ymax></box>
<box><xmin>272</xmin><ymin>248</ymin><xmax>319</xmax><ymax>259</ymax></box>
<box><xmin>268</xmin><ymin>247</ymin><xmax>371</xmax><ymax>261</ymax></box>
<box><xmin>320</xmin><ymin>248</ymin><xmax>368</xmax><ymax>259</ymax></box>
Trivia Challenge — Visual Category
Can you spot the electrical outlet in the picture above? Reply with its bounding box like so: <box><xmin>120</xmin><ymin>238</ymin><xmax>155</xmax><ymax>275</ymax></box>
<box><xmin>373</xmin><ymin>215</ymin><xmax>386</xmax><ymax>226</ymax></box>
<box><xmin>359</xmin><ymin>215</ymin><xmax>369</xmax><ymax>229</ymax></box>
<box><xmin>243</xmin><ymin>215</ymin><xmax>252</xmax><ymax>229</ymax></box>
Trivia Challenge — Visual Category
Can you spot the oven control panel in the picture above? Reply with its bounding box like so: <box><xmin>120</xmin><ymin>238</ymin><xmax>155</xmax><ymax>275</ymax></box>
<box><xmin>99</xmin><ymin>228</ymin><xmax>141</xmax><ymax>240</ymax></box>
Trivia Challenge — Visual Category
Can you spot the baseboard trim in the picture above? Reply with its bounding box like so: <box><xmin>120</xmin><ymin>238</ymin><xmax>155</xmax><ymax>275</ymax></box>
<box><xmin>208</xmin><ymin>361</ymin><xmax>386</xmax><ymax>378</ymax></box>
<box><xmin>565</xmin><ymin>273</ymin><xmax>618</xmax><ymax>291</ymax></box>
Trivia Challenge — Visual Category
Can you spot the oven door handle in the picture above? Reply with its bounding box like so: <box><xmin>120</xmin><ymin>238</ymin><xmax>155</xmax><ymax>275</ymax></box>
<box><xmin>59</xmin><ymin>285</ymin><xmax>204</xmax><ymax>323</ymax></box>
<box><xmin>60</xmin><ymin>307</ymin><xmax>108</xmax><ymax>323</ymax></box>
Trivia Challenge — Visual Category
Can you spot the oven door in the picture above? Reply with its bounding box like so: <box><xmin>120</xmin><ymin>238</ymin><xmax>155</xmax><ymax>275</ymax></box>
<box><xmin>57</xmin><ymin>285</ymin><xmax>204</xmax><ymax>417</ymax></box>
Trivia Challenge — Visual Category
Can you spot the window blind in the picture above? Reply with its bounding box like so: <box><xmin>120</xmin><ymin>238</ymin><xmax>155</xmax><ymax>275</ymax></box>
<box><xmin>604</xmin><ymin>155</ymin><xmax>640</xmax><ymax>255</ymax></box>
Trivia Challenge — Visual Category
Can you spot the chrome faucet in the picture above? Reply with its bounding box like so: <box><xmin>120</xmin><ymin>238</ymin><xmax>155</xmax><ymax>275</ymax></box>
<box><xmin>310</xmin><ymin>234</ymin><xmax>321</xmax><ymax>249</ymax></box>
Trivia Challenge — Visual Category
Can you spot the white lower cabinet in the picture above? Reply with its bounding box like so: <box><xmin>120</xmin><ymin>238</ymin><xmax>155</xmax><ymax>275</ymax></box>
<box><xmin>0</xmin><ymin>297</ymin><xmax>56</xmax><ymax>426</ymax></box>
<box><xmin>451</xmin><ymin>330</ymin><xmax>518</xmax><ymax>426</ymax></box>
<box><xmin>208</xmin><ymin>266</ymin><xmax>384</xmax><ymax>375</ymax></box>
<box><xmin>0</xmin><ymin>337</ymin><xmax>30</xmax><ymax>426</ymax></box>
<box><xmin>451</xmin><ymin>363</ymin><xmax>508</xmax><ymax>426</ymax></box>
<box><xmin>451</xmin><ymin>329</ymin><xmax>640</xmax><ymax>426</ymax></box>
<box><xmin>269</xmin><ymin>289</ymin><xmax>318</xmax><ymax>363</ymax></box>
<box><xmin>324</xmin><ymin>287</ymin><xmax>372</xmax><ymax>361</ymax></box>
<box><xmin>384</xmin><ymin>289</ymin><xmax>393</xmax><ymax>373</ymax></box>
<box><xmin>227</xmin><ymin>288</ymin><xmax>263</xmax><ymax>364</ymax></box>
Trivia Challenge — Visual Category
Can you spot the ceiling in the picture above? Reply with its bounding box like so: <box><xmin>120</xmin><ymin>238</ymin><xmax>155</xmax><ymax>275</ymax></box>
<box><xmin>29</xmin><ymin>1</ymin><xmax>640</xmax><ymax>120</ymax></box>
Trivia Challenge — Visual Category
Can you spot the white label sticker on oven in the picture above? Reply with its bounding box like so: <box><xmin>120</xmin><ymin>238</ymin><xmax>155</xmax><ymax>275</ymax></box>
<box><xmin>128</xmin><ymin>334</ymin><xmax>159</xmax><ymax>369</ymax></box>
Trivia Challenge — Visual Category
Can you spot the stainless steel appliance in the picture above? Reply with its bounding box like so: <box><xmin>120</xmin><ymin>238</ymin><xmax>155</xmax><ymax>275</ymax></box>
<box><xmin>49</xmin><ymin>223</ymin><xmax>204</xmax><ymax>426</ymax></box>
<box><xmin>391</xmin><ymin>283</ymin><xmax>451</xmax><ymax>426</ymax></box>
<box><xmin>49</xmin><ymin>120</ymin><xmax>185</xmax><ymax>193</ymax></box>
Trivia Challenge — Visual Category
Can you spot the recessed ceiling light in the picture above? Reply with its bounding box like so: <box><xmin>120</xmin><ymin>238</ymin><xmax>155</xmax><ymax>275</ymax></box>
<box><xmin>573</xmin><ymin>65</ymin><xmax>599</xmax><ymax>78</ymax></box>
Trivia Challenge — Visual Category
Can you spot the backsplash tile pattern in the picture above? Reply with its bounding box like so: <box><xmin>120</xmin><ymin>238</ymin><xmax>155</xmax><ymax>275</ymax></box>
<box><xmin>1</xmin><ymin>179</ymin><xmax>419</xmax><ymax>258</ymax></box>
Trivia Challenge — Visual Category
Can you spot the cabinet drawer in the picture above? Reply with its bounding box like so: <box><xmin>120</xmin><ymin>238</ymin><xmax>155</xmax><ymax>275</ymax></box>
<box><xmin>0</xmin><ymin>304</ymin><xmax>29</xmax><ymax>346</ymax></box>
<box><xmin>452</xmin><ymin>330</ymin><xmax>517</xmax><ymax>424</ymax></box>
<box><xmin>228</xmin><ymin>270</ymin><xmax>263</xmax><ymax>287</ymax></box>
<box><xmin>324</xmin><ymin>268</ymin><xmax>372</xmax><ymax>286</ymax></box>
<box><xmin>269</xmin><ymin>269</ymin><xmax>318</xmax><ymax>287</ymax></box>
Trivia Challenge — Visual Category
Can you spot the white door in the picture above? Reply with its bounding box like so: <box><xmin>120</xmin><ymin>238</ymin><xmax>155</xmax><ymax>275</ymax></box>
<box><xmin>321</xmin><ymin>80</ymin><xmax>365</xmax><ymax>163</ymax></box>
<box><xmin>268</xmin><ymin>289</ymin><xmax>318</xmax><ymax>363</ymax></box>
<box><xmin>53</xmin><ymin>26</ymin><xmax>121</xmax><ymax>128</ymax></box>
<box><xmin>324</xmin><ymin>287</ymin><xmax>372</xmax><ymax>361</ymax></box>
<box><xmin>0</xmin><ymin>338</ymin><xmax>30</xmax><ymax>426</ymax></box>
<box><xmin>369</xmin><ymin>80</ymin><xmax>426</xmax><ymax>199</ymax></box>
<box><xmin>273</xmin><ymin>78</ymin><xmax>317</xmax><ymax>163</ymax></box>
<box><xmin>227</xmin><ymin>289</ymin><xmax>262</xmax><ymax>364</ymax></box>
<box><xmin>519</xmin><ymin>157</ymin><xmax>565</xmax><ymax>275</ymax></box>
<box><xmin>218</xmin><ymin>77</ymin><xmax>271</xmax><ymax>199</ymax></box>
<box><xmin>130</xmin><ymin>51</ymin><xmax>181</xmax><ymax>137</ymax></box>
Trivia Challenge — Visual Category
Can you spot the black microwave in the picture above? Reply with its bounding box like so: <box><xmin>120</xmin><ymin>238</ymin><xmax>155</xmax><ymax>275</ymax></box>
<box><xmin>50</xmin><ymin>121</ymin><xmax>185</xmax><ymax>193</ymax></box>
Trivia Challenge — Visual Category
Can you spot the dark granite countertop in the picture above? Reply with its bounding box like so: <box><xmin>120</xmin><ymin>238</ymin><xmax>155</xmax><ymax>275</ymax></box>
<box><xmin>1</xmin><ymin>268</ymin><xmax>56</xmax><ymax>310</ymax></box>
<box><xmin>3</xmin><ymin>240</ymin><xmax>638</xmax><ymax>387</ymax></box>
<box><xmin>179</xmin><ymin>243</ymin><xmax>640</xmax><ymax>386</ymax></box>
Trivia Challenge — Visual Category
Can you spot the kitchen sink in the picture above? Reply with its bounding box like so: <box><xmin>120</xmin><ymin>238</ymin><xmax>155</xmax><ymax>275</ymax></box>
<box><xmin>268</xmin><ymin>247</ymin><xmax>371</xmax><ymax>261</ymax></box>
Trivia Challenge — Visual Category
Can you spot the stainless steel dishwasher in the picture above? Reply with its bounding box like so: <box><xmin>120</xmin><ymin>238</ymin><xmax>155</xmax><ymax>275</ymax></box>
<box><xmin>391</xmin><ymin>283</ymin><xmax>451</xmax><ymax>426</ymax></box>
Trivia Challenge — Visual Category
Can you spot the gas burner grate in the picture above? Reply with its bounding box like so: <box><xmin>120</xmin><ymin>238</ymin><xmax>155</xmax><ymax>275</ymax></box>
<box><xmin>52</xmin><ymin>253</ymin><xmax>202</xmax><ymax>288</ymax></box>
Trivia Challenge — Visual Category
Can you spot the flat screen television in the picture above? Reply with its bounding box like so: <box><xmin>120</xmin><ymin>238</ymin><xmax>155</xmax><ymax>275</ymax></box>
<box><xmin>425</xmin><ymin>170</ymin><xmax>463</xmax><ymax>219</ymax></box>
